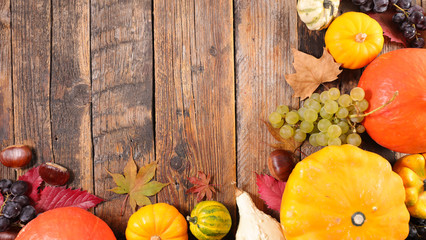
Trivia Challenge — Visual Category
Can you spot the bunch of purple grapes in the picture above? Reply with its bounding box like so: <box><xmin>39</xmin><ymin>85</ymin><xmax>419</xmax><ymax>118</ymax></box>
<box><xmin>352</xmin><ymin>0</ymin><xmax>426</xmax><ymax>48</ymax></box>
<box><xmin>0</xmin><ymin>179</ymin><xmax>36</xmax><ymax>231</ymax></box>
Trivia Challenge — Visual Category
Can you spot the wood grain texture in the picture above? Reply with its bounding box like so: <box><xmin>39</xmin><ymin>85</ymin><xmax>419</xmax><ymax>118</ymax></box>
<box><xmin>91</xmin><ymin>0</ymin><xmax>154</xmax><ymax>237</ymax></box>
<box><xmin>154</xmin><ymin>0</ymin><xmax>236</xmax><ymax>236</ymax></box>
<box><xmin>51</xmin><ymin>0</ymin><xmax>92</xmax><ymax>189</ymax></box>
<box><xmin>234</xmin><ymin>0</ymin><xmax>298</xmax><ymax>211</ymax></box>
<box><xmin>11</xmin><ymin>0</ymin><xmax>52</xmax><ymax>166</ymax></box>
<box><xmin>0</xmin><ymin>0</ymin><xmax>14</xmax><ymax>179</ymax></box>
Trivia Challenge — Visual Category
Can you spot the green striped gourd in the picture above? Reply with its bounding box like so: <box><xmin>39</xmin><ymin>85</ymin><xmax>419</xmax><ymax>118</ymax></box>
<box><xmin>297</xmin><ymin>0</ymin><xmax>340</xmax><ymax>30</ymax></box>
<box><xmin>187</xmin><ymin>201</ymin><xmax>232</xmax><ymax>240</ymax></box>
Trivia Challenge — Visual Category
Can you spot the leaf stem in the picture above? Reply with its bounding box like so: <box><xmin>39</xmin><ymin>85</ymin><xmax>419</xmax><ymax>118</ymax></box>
<box><xmin>120</xmin><ymin>194</ymin><xmax>129</xmax><ymax>216</ymax></box>
<box><xmin>349</xmin><ymin>91</ymin><xmax>399</xmax><ymax>118</ymax></box>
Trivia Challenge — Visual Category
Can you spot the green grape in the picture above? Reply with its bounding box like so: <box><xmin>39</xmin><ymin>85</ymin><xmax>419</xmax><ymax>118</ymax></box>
<box><xmin>338</xmin><ymin>94</ymin><xmax>352</xmax><ymax>107</ymax></box>
<box><xmin>303</xmin><ymin>108</ymin><xmax>318</xmax><ymax>123</ymax></box>
<box><xmin>328</xmin><ymin>88</ymin><xmax>340</xmax><ymax>100</ymax></box>
<box><xmin>320</xmin><ymin>107</ymin><xmax>332</xmax><ymax>119</ymax></box>
<box><xmin>335</xmin><ymin>107</ymin><xmax>349</xmax><ymax>119</ymax></box>
<box><xmin>327</xmin><ymin>125</ymin><xmax>342</xmax><ymax>138</ymax></box>
<box><xmin>339</xmin><ymin>134</ymin><xmax>347</xmax><ymax>144</ymax></box>
<box><xmin>350</xmin><ymin>87</ymin><xmax>365</xmax><ymax>101</ymax></box>
<box><xmin>285</xmin><ymin>111</ymin><xmax>300</xmax><ymax>125</ymax></box>
<box><xmin>268</xmin><ymin>112</ymin><xmax>282</xmax><ymax>125</ymax></box>
<box><xmin>324</xmin><ymin>100</ymin><xmax>339</xmax><ymax>114</ymax></box>
<box><xmin>311</xmin><ymin>93</ymin><xmax>320</xmax><ymax>102</ymax></box>
<box><xmin>346</xmin><ymin>133</ymin><xmax>362</xmax><ymax>146</ymax></box>
<box><xmin>349</xmin><ymin>111</ymin><xmax>364</xmax><ymax>123</ymax></box>
<box><xmin>307</xmin><ymin>100</ymin><xmax>321</xmax><ymax>112</ymax></box>
<box><xmin>300</xmin><ymin>121</ymin><xmax>314</xmax><ymax>133</ymax></box>
<box><xmin>355</xmin><ymin>99</ymin><xmax>369</xmax><ymax>112</ymax></box>
<box><xmin>303</xmin><ymin>99</ymin><xmax>314</xmax><ymax>107</ymax></box>
<box><xmin>294</xmin><ymin>129</ymin><xmax>307</xmax><ymax>142</ymax></box>
<box><xmin>337</xmin><ymin>121</ymin><xmax>350</xmax><ymax>134</ymax></box>
<box><xmin>320</xmin><ymin>91</ymin><xmax>329</xmax><ymax>103</ymax></box>
<box><xmin>271</xmin><ymin>120</ymin><xmax>284</xmax><ymax>129</ymax></box>
<box><xmin>328</xmin><ymin>137</ymin><xmax>342</xmax><ymax>146</ymax></box>
<box><xmin>316</xmin><ymin>132</ymin><xmax>329</xmax><ymax>146</ymax></box>
<box><xmin>309</xmin><ymin>133</ymin><xmax>319</xmax><ymax>147</ymax></box>
<box><xmin>298</xmin><ymin>107</ymin><xmax>307</xmax><ymax>120</ymax></box>
<box><xmin>279</xmin><ymin>125</ymin><xmax>294</xmax><ymax>139</ymax></box>
<box><xmin>356</xmin><ymin>124</ymin><xmax>366</xmax><ymax>133</ymax></box>
<box><xmin>276</xmin><ymin>105</ymin><xmax>290</xmax><ymax>116</ymax></box>
<box><xmin>318</xmin><ymin>119</ymin><xmax>332</xmax><ymax>132</ymax></box>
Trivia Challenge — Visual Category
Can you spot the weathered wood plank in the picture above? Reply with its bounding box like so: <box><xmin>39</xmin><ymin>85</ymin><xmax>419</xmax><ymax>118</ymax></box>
<box><xmin>91</xmin><ymin>0</ymin><xmax>154</xmax><ymax>238</ymax></box>
<box><xmin>0</xmin><ymin>0</ymin><xmax>14</xmax><ymax>179</ymax></box>
<box><xmin>51</xmin><ymin>0</ymin><xmax>92</xmax><ymax>190</ymax></box>
<box><xmin>11</xmin><ymin>0</ymin><xmax>52</xmax><ymax>165</ymax></box>
<box><xmin>234</xmin><ymin>0</ymin><xmax>298</xmax><ymax>212</ymax></box>
<box><xmin>154</xmin><ymin>0</ymin><xmax>236</xmax><ymax>236</ymax></box>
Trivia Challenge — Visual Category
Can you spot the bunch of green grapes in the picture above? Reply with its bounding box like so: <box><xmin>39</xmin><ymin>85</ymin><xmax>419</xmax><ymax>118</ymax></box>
<box><xmin>268</xmin><ymin>87</ymin><xmax>368</xmax><ymax>147</ymax></box>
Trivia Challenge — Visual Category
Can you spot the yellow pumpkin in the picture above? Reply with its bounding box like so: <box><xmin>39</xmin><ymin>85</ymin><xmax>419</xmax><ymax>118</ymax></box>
<box><xmin>297</xmin><ymin>0</ymin><xmax>340</xmax><ymax>30</ymax></box>
<box><xmin>280</xmin><ymin>145</ymin><xmax>409</xmax><ymax>240</ymax></box>
<box><xmin>325</xmin><ymin>12</ymin><xmax>384</xmax><ymax>69</ymax></box>
<box><xmin>393</xmin><ymin>153</ymin><xmax>426</xmax><ymax>219</ymax></box>
<box><xmin>126</xmin><ymin>203</ymin><xmax>188</xmax><ymax>240</ymax></box>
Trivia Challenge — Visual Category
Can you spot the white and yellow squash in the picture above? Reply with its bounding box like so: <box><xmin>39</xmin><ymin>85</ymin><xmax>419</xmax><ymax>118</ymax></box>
<box><xmin>297</xmin><ymin>0</ymin><xmax>340</xmax><ymax>30</ymax></box>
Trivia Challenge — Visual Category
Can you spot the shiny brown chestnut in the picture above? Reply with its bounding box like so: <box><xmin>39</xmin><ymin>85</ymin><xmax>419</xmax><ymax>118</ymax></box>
<box><xmin>0</xmin><ymin>226</ymin><xmax>20</xmax><ymax>240</ymax></box>
<box><xmin>267</xmin><ymin>149</ymin><xmax>296</xmax><ymax>181</ymax></box>
<box><xmin>0</xmin><ymin>145</ymin><xmax>32</xmax><ymax>168</ymax></box>
<box><xmin>39</xmin><ymin>162</ymin><xmax>70</xmax><ymax>186</ymax></box>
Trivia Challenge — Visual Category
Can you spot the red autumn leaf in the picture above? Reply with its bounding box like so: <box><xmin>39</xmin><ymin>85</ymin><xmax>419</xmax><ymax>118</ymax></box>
<box><xmin>186</xmin><ymin>171</ymin><xmax>216</xmax><ymax>202</ymax></box>
<box><xmin>35</xmin><ymin>186</ymin><xmax>103</xmax><ymax>213</ymax></box>
<box><xmin>256</xmin><ymin>173</ymin><xmax>286</xmax><ymax>212</ymax></box>
<box><xmin>0</xmin><ymin>194</ymin><xmax>3</xmax><ymax>206</ymax></box>
<box><xmin>368</xmin><ymin>11</ymin><xmax>407</xmax><ymax>47</ymax></box>
<box><xmin>18</xmin><ymin>166</ymin><xmax>43</xmax><ymax>203</ymax></box>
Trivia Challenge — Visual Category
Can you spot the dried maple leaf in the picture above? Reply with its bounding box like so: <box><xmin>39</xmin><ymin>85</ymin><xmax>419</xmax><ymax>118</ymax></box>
<box><xmin>256</xmin><ymin>173</ymin><xmax>286</xmax><ymax>212</ymax></box>
<box><xmin>368</xmin><ymin>11</ymin><xmax>407</xmax><ymax>47</ymax></box>
<box><xmin>186</xmin><ymin>171</ymin><xmax>216</xmax><ymax>202</ymax></box>
<box><xmin>107</xmin><ymin>158</ymin><xmax>169</xmax><ymax>213</ymax></box>
<box><xmin>285</xmin><ymin>48</ymin><xmax>342</xmax><ymax>100</ymax></box>
<box><xmin>262</xmin><ymin>120</ymin><xmax>302</xmax><ymax>152</ymax></box>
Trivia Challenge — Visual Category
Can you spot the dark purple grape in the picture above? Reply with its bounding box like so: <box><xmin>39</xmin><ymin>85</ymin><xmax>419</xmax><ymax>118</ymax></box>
<box><xmin>2</xmin><ymin>202</ymin><xmax>21</xmax><ymax>219</ymax></box>
<box><xmin>403</xmin><ymin>26</ymin><xmax>417</xmax><ymax>40</ymax></box>
<box><xmin>12</xmin><ymin>195</ymin><xmax>30</xmax><ymax>207</ymax></box>
<box><xmin>399</xmin><ymin>21</ymin><xmax>411</xmax><ymax>31</ymax></box>
<box><xmin>409</xmin><ymin>11</ymin><xmax>425</xmax><ymax>25</ymax></box>
<box><xmin>19</xmin><ymin>205</ymin><xmax>36</xmax><ymax>223</ymax></box>
<box><xmin>1</xmin><ymin>188</ymin><xmax>10</xmax><ymax>195</ymax></box>
<box><xmin>398</xmin><ymin>0</ymin><xmax>411</xmax><ymax>9</ymax></box>
<box><xmin>408</xmin><ymin>223</ymin><xmax>418</xmax><ymax>238</ymax></box>
<box><xmin>392</xmin><ymin>13</ymin><xmax>406</xmax><ymax>23</ymax></box>
<box><xmin>407</xmin><ymin>5</ymin><xmax>425</xmax><ymax>15</ymax></box>
<box><xmin>10</xmin><ymin>180</ymin><xmax>28</xmax><ymax>196</ymax></box>
<box><xmin>411</xmin><ymin>37</ymin><xmax>425</xmax><ymax>48</ymax></box>
<box><xmin>417</xmin><ymin>18</ymin><xmax>426</xmax><ymax>30</ymax></box>
<box><xmin>373</xmin><ymin>0</ymin><xmax>389</xmax><ymax>12</ymax></box>
<box><xmin>0</xmin><ymin>216</ymin><xmax>10</xmax><ymax>232</ymax></box>
<box><xmin>0</xmin><ymin>179</ymin><xmax>13</xmax><ymax>190</ymax></box>
<box><xmin>353</xmin><ymin>0</ymin><xmax>368</xmax><ymax>5</ymax></box>
<box><xmin>360</xmin><ymin>1</ymin><xmax>374</xmax><ymax>12</ymax></box>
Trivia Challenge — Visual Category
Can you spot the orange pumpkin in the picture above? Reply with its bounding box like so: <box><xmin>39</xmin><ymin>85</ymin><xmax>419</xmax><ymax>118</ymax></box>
<box><xmin>281</xmin><ymin>145</ymin><xmax>409</xmax><ymax>239</ymax></box>
<box><xmin>358</xmin><ymin>48</ymin><xmax>426</xmax><ymax>153</ymax></box>
<box><xmin>126</xmin><ymin>203</ymin><xmax>188</xmax><ymax>240</ymax></box>
<box><xmin>16</xmin><ymin>207</ymin><xmax>116</xmax><ymax>240</ymax></box>
<box><xmin>325</xmin><ymin>12</ymin><xmax>384</xmax><ymax>69</ymax></box>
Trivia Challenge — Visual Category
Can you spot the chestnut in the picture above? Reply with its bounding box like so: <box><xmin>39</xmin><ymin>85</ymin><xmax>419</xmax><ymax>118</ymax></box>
<box><xmin>267</xmin><ymin>149</ymin><xmax>296</xmax><ymax>181</ymax></box>
<box><xmin>39</xmin><ymin>162</ymin><xmax>70</xmax><ymax>186</ymax></box>
<box><xmin>0</xmin><ymin>145</ymin><xmax>32</xmax><ymax>168</ymax></box>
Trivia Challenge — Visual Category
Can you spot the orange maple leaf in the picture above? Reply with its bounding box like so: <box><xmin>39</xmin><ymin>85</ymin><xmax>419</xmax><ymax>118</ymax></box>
<box><xmin>285</xmin><ymin>48</ymin><xmax>342</xmax><ymax>100</ymax></box>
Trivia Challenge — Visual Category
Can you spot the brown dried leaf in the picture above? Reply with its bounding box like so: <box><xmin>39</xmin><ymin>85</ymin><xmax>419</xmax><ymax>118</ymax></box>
<box><xmin>285</xmin><ymin>48</ymin><xmax>342</xmax><ymax>100</ymax></box>
<box><xmin>262</xmin><ymin>120</ymin><xmax>302</xmax><ymax>152</ymax></box>
<box><xmin>186</xmin><ymin>171</ymin><xmax>216</xmax><ymax>202</ymax></box>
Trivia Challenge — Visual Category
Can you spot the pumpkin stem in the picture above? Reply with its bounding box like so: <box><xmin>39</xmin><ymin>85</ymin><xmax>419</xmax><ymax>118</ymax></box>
<box><xmin>348</xmin><ymin>91</ymin><xmax>399</xmax><ymax>118</ymax></box>
<box><xmin>150</xmin><ymin>236</ymin><xmax>161</xmax><ymax>240</ymax></box>
<box><xmin>323</xmin><ymin>0</ymin><xmax>334</xmax><ymax>16</ymax></box>
<box><xmin>355</xmin><ymin>33</ymin><xmax>367</xmax><ymax>43</ymax></box>
<box><xmin>351</xmin><ymin>212</ymin><xmax>366</xmax><ymax>226</ymax></box>
<box><xmin>187</xmin><ymin>216</ymin><xmax>198</xmax><ymax>224</ymax></box>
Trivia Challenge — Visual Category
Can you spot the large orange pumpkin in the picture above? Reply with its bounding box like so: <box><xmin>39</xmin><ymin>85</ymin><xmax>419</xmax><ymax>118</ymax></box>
<box><xmin>16</xmin><ymin>207</ymin><xmax>116</xmax><ymax>240</ymax></box>
<box><xmin>358</xmin><ymin>48</ymin><xmax>426</xmax><ymax>153</ymax></box>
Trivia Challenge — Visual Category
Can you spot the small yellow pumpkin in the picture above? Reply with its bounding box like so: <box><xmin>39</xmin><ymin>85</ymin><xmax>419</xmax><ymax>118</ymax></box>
<box><xmin>281</xmin><ymin>145</ymin><xmax>409</xmax><ymax>240</ymax></box>
<box><xmin>393</xmin><ymin>153</ymin><xmax>426</xmax><ymax>219</ymax></box>
<box><xmin>297</xmin><ymin>0</ymin><xmax>340</xmax><ymax>30</ymax></box>
<box><xmin>325</xmin><ymin>12</ymin><xmax>384</xmax><ymax>69</ymax></box>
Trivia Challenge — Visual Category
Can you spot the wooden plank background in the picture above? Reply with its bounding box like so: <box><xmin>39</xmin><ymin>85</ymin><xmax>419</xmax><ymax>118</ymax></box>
<box><xmin>0</xmin><ymin>0</ymin><xmax>424</xmax><ymax>239</ymax></box>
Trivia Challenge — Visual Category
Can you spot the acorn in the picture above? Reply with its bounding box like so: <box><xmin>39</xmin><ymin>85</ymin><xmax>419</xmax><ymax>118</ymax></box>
<box><xmin>39</xmin><ymin>162</ymin><xmax>70</xmax><ymax>186</ymax></box>
<box><xmin>267</xmin><ymin>149</ymin><xmax>296</xmax><ymax>181</ymax></box>
<box><xmin>0</xmin><ymin>145</ymin><xmax>32</xmax><ymax>168</ymax></box>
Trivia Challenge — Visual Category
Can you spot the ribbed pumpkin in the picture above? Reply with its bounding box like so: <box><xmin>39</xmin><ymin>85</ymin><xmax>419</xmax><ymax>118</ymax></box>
<box><xmin>187</xmin><ymin>201</ymin><xmax>232</xmax><ymax>240</ymax></box>
<box><xmin>297</xmin><ymin>0</ymin><xmax>340</xmax><ymax>30</ymax></box>
<box><xmin>280</xmin><ymin>145</ymin><xmax>410</xmax><ymax>240</ymax></box>
<box><xmin>126</xmin><ymin>203</ymin><xmax>188</xmax><ymax>240</ymax></box>
<box><xmin>325</xmin><ymin>12</ymin><xmax>384</xmax><ymax>69</ymax></box>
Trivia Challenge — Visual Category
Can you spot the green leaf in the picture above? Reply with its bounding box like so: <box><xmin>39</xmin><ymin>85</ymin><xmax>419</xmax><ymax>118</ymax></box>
<box><xmin>130</xmin><ymin>191</ymin><xmax>152</xmax><ymax>206</ymax></box>
<box><xmin>134</xmin><ymin>181</ymin><xmax>169</xmax><ymax>197</ymax></box>
<box><xmin>109</xmin><ymin>187</ymin><xmax>128</xmax><ymax>194</ymax></box>
<box><xmin>136</xmin><ymin>161</ymin><xmax>157</xmax><ymax>185</ymax></box>
<box><xmin>129</xmin><ymin>196</ymin><xmax>137</xmax><ymax>212</ymax></box>
<box><xmin>124</xmin><ymin>158</ymin><xmax>137</xmax><ymax>190</ymax></box>
<box><xmin>106</xmin><ymin>169</ymin><xmax>129</xmax><ymax>193</ymax></box>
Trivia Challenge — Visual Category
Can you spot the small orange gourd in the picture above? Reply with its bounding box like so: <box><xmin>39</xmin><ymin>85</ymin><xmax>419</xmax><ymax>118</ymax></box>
<box><xmin>281</xmin><ymin>145</ymin><xmax>409</xmax><ymax>240</ymax></box>
<box><xmin>126</xmin><ymin>203</ymin><xmax>188</xmax><ymax>240</ymax></box>
<box><xmin>325</xmin><ymin>12</ymin><xmax>384</xmax><ymax>69</ymax></box>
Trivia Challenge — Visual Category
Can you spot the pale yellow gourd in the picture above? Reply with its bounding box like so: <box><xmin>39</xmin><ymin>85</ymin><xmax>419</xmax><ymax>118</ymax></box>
<box><xmin>297</xmin><ymin>0</ymin><xmax>340</xmax><ymax>30</ymax></box>
<box><xmin>235</xmin><ymin>189</ymin><xmax>285</xmax><ymax>240</ymax></box>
